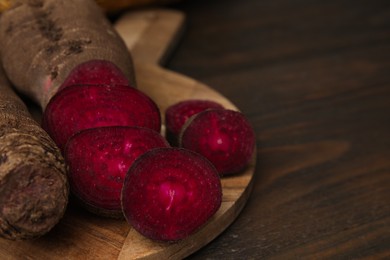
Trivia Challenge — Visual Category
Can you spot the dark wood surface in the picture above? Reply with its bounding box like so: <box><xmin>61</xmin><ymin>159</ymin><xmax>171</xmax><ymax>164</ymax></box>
<box><xmin>164</xmin><ymin>0</ymin><xmax>390</xmax><ymax>258</ymax></box>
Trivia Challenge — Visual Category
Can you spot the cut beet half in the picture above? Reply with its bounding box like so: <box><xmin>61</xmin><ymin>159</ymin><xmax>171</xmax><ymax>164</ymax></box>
<box><xmin>64</xmin><ymin>126</ymin><xmax>169</xmax><ymax>217</ymax></box>
<box><xmin>165</xmin><ymin>99</ymin><xmax>224</xmax><ymax>145</ymax></box>
<box><xmin>43</xmin><ymin>84</ymin><xmax>161</xmax><ymax>151</ymax></box>
<box><xmin>180</xmin><ymin>109</ymin><xmax>256</xmax><ymax>175</ymax></box>
<box><xmin>59</xmin><ymin>60</ymin><xmax>131</xmax><ymax>91</ymax></box>
<box><xmin>122</xmin><ymin>147</ymin><xmax>222</xmax><ymax>242</ymax></box>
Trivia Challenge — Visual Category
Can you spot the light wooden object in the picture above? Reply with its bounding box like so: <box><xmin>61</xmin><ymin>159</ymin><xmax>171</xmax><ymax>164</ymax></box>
<box><xmin>0</xmin><ymin>9</ymin><xmax>256</xmax><ymax>259</ymax></box>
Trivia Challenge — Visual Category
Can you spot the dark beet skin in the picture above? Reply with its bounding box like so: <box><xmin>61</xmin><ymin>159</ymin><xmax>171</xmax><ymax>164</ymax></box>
<box><xmin>42</xmin><ymin>84</ymin><xmax>161</xmax><ymax>151</ymax></box>
<box><xmin>165</xmin><ymin>100</ymin><xmax>224</xmax><ymax>145</ymax></box>
<box><xmin>59</xmin><ymin>60</ymin><xmax>132</xmax><ymax>91</ymax></box>
<box><xmin>0</xmin><ymin>0</ymin><xmax>136</xmax><ymax>109</ymax></box>
<box><xmin>180</xmin><ymin>109</ymin><xmax>256</xmax><ymax>175</ymax></box>
<box><xmin>64</xmin><ymin>126</ymin><xmax>169</xmax><ymax>217</ymax></box>
<box><xmin>122</xmin><ymin>147</ymin><xmax>222</xmax><ymax>241</ymax></box>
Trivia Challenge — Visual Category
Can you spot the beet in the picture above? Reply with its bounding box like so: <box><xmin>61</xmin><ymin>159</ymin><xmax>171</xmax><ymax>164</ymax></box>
<box><xmin>121</xmin><ymin>147</ymin><xmax>222</xmax><ymax>241</ymax></box>
<box><xmin>180</xmin><ymin>109</ymin><xmax>256</xmax><ymax>175</ymax></box>
<box><xmin>59</xmin><ymin>60</ymin><xmax>132</xmax><ymax>91</ymax></box>
<box><xmin>64</xmin><ymin>126</ymin><xmax>169</xmax><ymax>217</ymax></box>
<box><xmin>43</xmin><ymin>84</ymin><xmax>161</xmax><ymax>151</ymax></box>
<box><xmin>165</xmin><ymin>99</ymin><xmax>224</xmax><ymax>145</ymax></box>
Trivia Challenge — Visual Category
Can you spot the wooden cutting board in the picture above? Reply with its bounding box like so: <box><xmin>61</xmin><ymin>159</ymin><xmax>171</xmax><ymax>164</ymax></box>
<box><xmin>0</xmin><ymin>9</ymin><xmax>256</xmax><ymax>259</ymax></box>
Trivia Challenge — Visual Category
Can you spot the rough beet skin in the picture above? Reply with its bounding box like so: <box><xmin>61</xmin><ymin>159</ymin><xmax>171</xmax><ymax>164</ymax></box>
<box><xmin>64</xmin><ymin>126</ymin><xmax>169</xmax><ymax>217</ymax></box>
<box><xmin>180</xmin><ymin>109</ymin><xmax>256</xmax><ymax>175</ymax></box>
<box><xmin>121</xmin><ymin>147</ymin><xmax>222</xmax><ymax>241</ymax></box>
<box><xmin>43</xmin><ymin>84</ymin><xmax>161</xmax><ymax>151</ymax></box>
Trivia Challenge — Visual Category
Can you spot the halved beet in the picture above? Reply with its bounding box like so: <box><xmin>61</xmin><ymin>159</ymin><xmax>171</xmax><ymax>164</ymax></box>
<box><xmin>180</xmin><ymin>109</ymin><xmax>256</xmax><ymax>175</ymax></box>
<box><xmin>43</xmin><ymin>84</ymin><xmax>161</xmax><ymax>150</ymax></box>
<box><xmin>64</xmin><ymin>126</ymin><xmax>169</xmax><ymax>217</ymax></box>
<box><xmin>122</xmin><ymin>147</ymin><xmax>222</xmax><ymax>241</ymax></box>
<box><xmin>165</xmin><ymin>99</ymin><xmax>224</xmax><ymax>145</ymax></box>
<box><xmin>59</xmin><ymin>60</ymin><xmax>131</xmax><ymax>90</ymax></box>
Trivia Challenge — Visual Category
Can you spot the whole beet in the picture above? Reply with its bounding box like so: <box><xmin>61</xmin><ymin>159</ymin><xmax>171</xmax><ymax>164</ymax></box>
<box><xmin>0</xmin><ymin>65</ymin><xmax>68</xmax><ymax>240</ymax></box>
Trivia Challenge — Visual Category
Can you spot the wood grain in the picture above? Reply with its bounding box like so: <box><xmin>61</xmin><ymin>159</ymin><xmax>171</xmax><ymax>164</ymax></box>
<box><xmin>0</xmin><ymin>9</ymin><xmax>256</xmax><ymax>260</ymax></box>
<box><xmin>165</xmin><ymin>0</ymin><xmax>389</xmax><ymax>258</ymax></box>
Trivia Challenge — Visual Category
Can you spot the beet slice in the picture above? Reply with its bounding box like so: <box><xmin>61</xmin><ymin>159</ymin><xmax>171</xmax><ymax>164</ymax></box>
<box><xmin>180</xmin><ymin>109</ymin><xmax>256</xmax><ymax>175</ymax></box>
<box><xmin>43</xmin><ymin>84</ymin><xmax>161</xmax><ymax>150</ymax></box>
<box><xmin>59</xmin><ymin>60</ymin><xmax>132</xmax><ymax>91</ymax></box>
<box><xmin>165</xmin><ymin>99</ymin><xmax>224</xmax><ymax>145</ymax></box>
<box><xmin>122</xmin><ymin>147</ymin><xmax>222</xmax><ymax>241</ymax></box>
<box><xmin>64</xmin><ymin>126</ymin><xmax>169</xmax><ymax>217</ymax></box>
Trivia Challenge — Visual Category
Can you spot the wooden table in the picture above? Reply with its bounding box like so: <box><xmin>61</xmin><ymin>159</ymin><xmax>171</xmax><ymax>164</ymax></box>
<box><xmin>165</xmin><ymin>0</ymin><xmax>390</xmax><ymax>258</ymax></box>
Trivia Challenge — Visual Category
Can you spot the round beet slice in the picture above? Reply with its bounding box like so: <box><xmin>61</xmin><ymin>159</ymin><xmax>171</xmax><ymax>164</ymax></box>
<box><xmin>59</xmin><ymin>60</ymin><xmax>132</xmax><ymax>91</ymax></box>
<box><xmin>64</xmin><ymin>126</ymin><xmax>169</xmax><ymax>217</ymax></box>
<box><xmin>180</xmin><ymin>109</ymin><xmax>256</xmax><ymax>175</ymax></box>
<box><xmin>122</xmin><ymin>147</ymin><xmax>222</xmax><ymax>241</ymax></box>
<box><xmin>165</xmin><ymin>99</ymin><xmax>224</xmax><ymax>143</ymax></box>
<box><xmin>43</xmin><ymin>84</ymin><xmax>161</xmax><ymax>151</ymax></box>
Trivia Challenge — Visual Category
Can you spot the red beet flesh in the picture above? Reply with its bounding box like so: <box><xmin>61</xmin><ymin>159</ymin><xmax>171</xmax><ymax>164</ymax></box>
<box><xmin>59</xmin><ymin>60</ymin><xmax>131</xmax><ymax>90</ymax></box>
<box><xmin>122</xmin><ymin>147</ymin><xmax>222</xmax><ymax>241</ymax></box>
<box><xmin>165</xmin><ymin>100</ymin><xmax>224</xmax><ymax>142</ymax></box>
<box><xmin>180</xmin><ymin>109</ymin><xmax>256</xmax><ymax>175</ymax></box>
<box><xmin>64</xmin><ymin>126</ymin><xmax>169</xmax><ymax>216</ymax></box>
<box><xmin>43</xmin><ymin>84</ymin><xmax>161</xmax><ymax>150</ymax></box>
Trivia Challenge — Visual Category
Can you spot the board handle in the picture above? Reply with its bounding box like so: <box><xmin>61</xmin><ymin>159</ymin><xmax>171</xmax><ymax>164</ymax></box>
<box><xmin>114</xmin><ymin>9</ymin><xmax>185</xmax><ymax>65</ymax></box>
